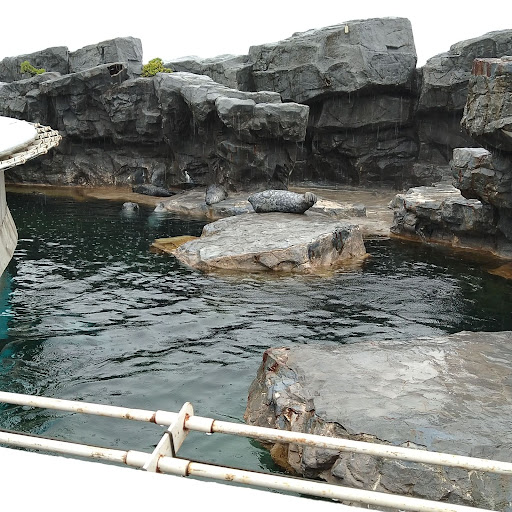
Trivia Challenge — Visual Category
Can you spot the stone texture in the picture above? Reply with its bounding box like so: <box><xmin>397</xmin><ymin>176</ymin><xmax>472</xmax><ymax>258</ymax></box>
<box><xmin>418</xmin><ymin>31</ymin><xmax>512</xmax><ymax>112</ymax></box>
<box><xmin>69</xmin><ymin>37</ymin><xmax>143</xmax><ymax>78</ymax></box>
<box><xmin>0</xmin><ymin>64</ymin><xmax>308</xmax><ymax>191</ymax></box>
<box><xmin>173</xmin><ymin>213</ymin><xmax>366</xmax><ymax>272</ymax></box>
<box><xmin>415</xmin><ymin>30</ymin><xmax>512</xmax><ymax>167</ymax></box>
<box><xmin>249</xmin><ymin>17</ymin><xmax>416</xmax><ymax>104</ymax></box>
<box><xmin>0</xmin><ymin>47</ymin><xmax>69</xmax><ymax>82</ymax></box>
<box><xmin>389</xmin><ymin>183</ymin><xmax>502</xmax><ymax>251</ymax></box>
<box><xmin>461</xmin><ymin>56</ymin><xmax>512</xmax><ymax>152</ymax></box>
<box><xmin>245</xmin><ymin>332</ymin><xmax>512</xmax><ymax>509</ymax></box>
<box><xmin>166</xmin><ymin>54</ymin><xmax>253</xmax><ymax>90</ymax></box>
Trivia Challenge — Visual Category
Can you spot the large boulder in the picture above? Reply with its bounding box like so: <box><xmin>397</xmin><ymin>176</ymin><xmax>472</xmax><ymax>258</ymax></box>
<box><xmin>461</xmin><ymin>56</ymin><xmax>512</xmax><ymax>152</ymax></box>
<box><xmin>173</xmin><ymin>213</ymin><xmax>366</xmax><ymax>272</ymax></box>
<box><xmin>166</xmin><ymin>54</ymin><xmax>253</xmax><ymax>91</ymax></box>
<box><xmin>245</xmin><ymin>332</ymin><xmax>512</xmax><ymax>509</ymax></box>
<box><xmin>0</xmin><ymin>64</ymin><xmax>308</xmax><ymax>191</ymax></box>
<box><xmin>0</xmin><ymin>47</ymin><xmax>69</xmax><ymax>83</ymax></box>
<box><xmin>418</xmin><ymin>31</ymin><xmax>512</xmax><ymax>112</ymax></box>
<box><xmin>416</xmin><ymin>30</ymin><xmax>512</xmax><ymax>165</ymax></box>
<box><xmin>249</xmin><ymin>17</ymin><xmax>416</xmax><ymax>103</ymax></box>
<box><xmin>389</xmin><ymin>183</ymin><xmax>512</xmax><ymax>256</ymax></box>
<box><xmin>69</xmin><ymin>37</ymin><xmax>143</xmax><ymax>78</ymax></box>
<box><xmin>247</xmin><ymin>17</ymin><xmax>418</xmax><ymax>187</ymax></box>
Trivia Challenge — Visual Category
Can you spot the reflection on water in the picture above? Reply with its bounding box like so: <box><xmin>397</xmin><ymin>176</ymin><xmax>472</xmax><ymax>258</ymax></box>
<box><xmin>0</xmin><ymin>191</ymin><xmax>511</xmax><ymax>471</ymax></box>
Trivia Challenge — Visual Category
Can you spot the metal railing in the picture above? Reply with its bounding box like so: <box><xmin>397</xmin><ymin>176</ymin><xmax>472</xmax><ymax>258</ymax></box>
<box><xmin>0</xmin><ymin>391</ymin><xmax>509</xmax><ymax>512</ymax></box>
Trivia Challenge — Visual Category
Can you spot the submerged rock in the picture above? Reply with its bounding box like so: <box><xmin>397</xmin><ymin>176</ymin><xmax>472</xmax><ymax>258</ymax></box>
<box><xmin>245</xmin><ymin>332</ymin><xmax>512</xmax><ymax>508</ymax></box>
<box><xmin>173</xmin><ymin>213</ymin><xmax>366</xmax><ymax>272</ymax></box>
<box><xmin>248</xmin><ymin>190</ymin><xmax>317</xmax><ymax>214</ymax></box>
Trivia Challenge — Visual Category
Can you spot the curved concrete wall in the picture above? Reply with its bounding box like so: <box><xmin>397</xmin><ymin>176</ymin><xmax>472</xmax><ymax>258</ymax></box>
<box><xmin>0</xmin><ymin>172</ymin><xmax>17</xmax><ymax>276</ymax></box>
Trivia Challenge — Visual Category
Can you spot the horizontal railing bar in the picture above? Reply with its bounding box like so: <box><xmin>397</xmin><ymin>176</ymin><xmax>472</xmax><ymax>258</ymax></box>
<box><xmin>0</xmin><ymin>430</ymin><xmax>491</xmax><ymax>512</ymax></box>
<box><xmin>0</xmin><ymin>391</ymin><xmax>178</xmax><ymax>425</ymax></box>
<box><xmin>210</xmin><ymin>420</ymin><xmax>512</xmax><ymax>476</ymax></box>
<box><xmin>2</xmin><ymin>391</ymin><xmax>512</xmax><ymax>476</ymax></box>
<box><xmin>184</xmin><ymin>461</ymin><xmax>490</xmax><ymax>512</ymax></box>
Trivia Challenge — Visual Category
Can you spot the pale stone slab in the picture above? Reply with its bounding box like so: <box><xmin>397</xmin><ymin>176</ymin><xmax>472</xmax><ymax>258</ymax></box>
<box><xmin>173</xmin><ymin>212</ymin><xmax>366</xmax><ymax>272</ymax></box>
<box><xmin>0</xmin><ymin>116</ymin><xmax>37</xmax><ymax>158</ymax></box>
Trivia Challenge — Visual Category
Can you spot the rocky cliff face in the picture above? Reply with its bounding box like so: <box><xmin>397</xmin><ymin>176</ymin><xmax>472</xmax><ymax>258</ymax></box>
<box><xmin>169</xmin><ymin>23</ymin><xmax>512</xmax><ymax>188</ymax></box>
<box><xmin>0</xmin><ymin>38</ymin><xmax>308</xmax><ymax>191</ymax></box>
<box><xmin>3</xmin><ymin>24</ymin><xmax>512</xmax><ymax>191</ymax></box>
<box><xmin>415</xmin><ymin>30</ymin><xmax>512</xmax><ymax>167</ymax></box>
<box><xmin>391</xmin><ymin>56</ymin><xmax>512</xmax><ymax>258</ymax></box>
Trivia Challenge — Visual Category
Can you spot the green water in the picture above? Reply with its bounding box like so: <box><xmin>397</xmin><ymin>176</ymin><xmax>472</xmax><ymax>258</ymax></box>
<box><xmin>0</xmin><ymin>191</ymin><xmax>511</xmax><ymax>472</ymax></box>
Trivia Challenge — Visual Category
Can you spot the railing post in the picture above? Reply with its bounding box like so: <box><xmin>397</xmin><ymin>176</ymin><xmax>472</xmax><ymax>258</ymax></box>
<box><xmin>142</xmin><ymin>402</ymin><xmax>193</xmax><ymax>475</ymax></box>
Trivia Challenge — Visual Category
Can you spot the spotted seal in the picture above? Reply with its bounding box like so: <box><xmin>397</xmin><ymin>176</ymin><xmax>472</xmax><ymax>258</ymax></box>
<box><xmin>205</xmin><ymin>184</ymin><xmax>228</xmax><ymax>206</ymax></box>
<box><xmin>247</xmin><ymin>190</ymin><xmax>318</xmax><ymax>214</ymax></box>
<box><xmin>122</xmin><ymin>202</ymin><xmax>139</xmax><ymax>212</ymax></box>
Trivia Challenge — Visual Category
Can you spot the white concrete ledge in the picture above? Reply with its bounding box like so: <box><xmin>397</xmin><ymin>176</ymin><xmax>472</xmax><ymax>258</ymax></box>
<box><xmin>0</xmin><ymin>446</ymin><xmax>347</xmax><ymax>511</ymax></box>
<box><xmin>0</xmin><ymin>116</ymin><xmax>37</xmax><ymax>158</ymax></box>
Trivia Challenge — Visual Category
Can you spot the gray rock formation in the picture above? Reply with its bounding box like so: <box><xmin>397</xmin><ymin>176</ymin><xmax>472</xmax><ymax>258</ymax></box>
<box><xmin>416</xmin><ymin>30</ymin><xmax>512</xmax><ymax>165</ymax></box>
<box><xmin>69</xmin><ymin>37</ymin><xmax>143</xmax><ymax>78</ymax></box>
<box><xmin>173</xmin><ymin>213</ymin><xmax>366</xmax><ymax>272</ymax></box>
<box><xmin>0</xmin><ymin>60</ymin><xmax>308</xmax><ymax>191</ymax></box>
<box><xmin>166</xmin><ymin>54</ymin><xmax>253</xmax><ymax>90</ymax></box>
<box><xmin>0</xmin><ymin>47</ymin><xmax>69</xmax><ymax>82</ymax></box>
<box><xmin>0</xmin><ymin>37</ymin><xmax>142</xmax><ymax>83</ymax></box>
<box><xmin>391</xmin><ymin>56</ymin><xmax>512</xmax><ymax>258</ymax></box>
<box><xmin>249</xmin><ymin>18</ymin><xmax>416</xmax><ymax>103</ymax></box>
<box><xmin>461</xmin><ymin>56</ymin><xmax>512</xmax><ymax>152</ymax></box>
<box><xmin>389</xmin><ymin>183</ymin><xmax>500</xmax><ymax>253</ymax></box>
<box><xmin>248</xmin><ymin>190</ymin><xmax>317</xmax><ymax>214</ymax></box>
<box><xmin>249</xmin><ymin>18</ymin><xmax>418</xmax><ymax>187</ymax></box>
<box><xmin>245</xmin><ymin>332</ymin><xmax>512</xmax><ymax>509</ymax></box>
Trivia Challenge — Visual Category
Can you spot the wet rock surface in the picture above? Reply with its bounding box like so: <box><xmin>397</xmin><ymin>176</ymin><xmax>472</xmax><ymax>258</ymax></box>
<box><xmin>462</xmin><ymin>56</ymin><xmax>512</xmax><ymax>152</ymax></box>
<box><xmin>245</xmin><ymin>332</ymin><xmax>512</xmax><ymax>509</ymax></box>
<box><xmin>3</xmin><ymin>25</ymin><xmax>512</xmax><ymax>191</ymax></box>
<box><xmin>0</xmin><ymin>66</ymin><xmax>308</xmax><ymax>191</ymax></box>
<box><xmin>389</xmin><ymin>183</ymin><xmax>507</xmax><ymax>255</ymax></box>
<box><xmin>172</xmin><ymin>213</ymin><xmax>366</xmax><ymax>273</ymax></box>
<box><xmin>415</xmin><ymin>31</ymin><xmax>512</xmax><ymax>165</ymax></box>
<box><xmin>391</xmin><ymin>54</ymin><xmax>512</xmax><ymax>259</ymax></box>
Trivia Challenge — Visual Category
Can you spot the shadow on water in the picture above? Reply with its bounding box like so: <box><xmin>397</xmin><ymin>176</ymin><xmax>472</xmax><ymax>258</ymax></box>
<box><xmin>0</xmin><ymin>191</ymin><xmax>511</xmax><ymax>472</ymax></box>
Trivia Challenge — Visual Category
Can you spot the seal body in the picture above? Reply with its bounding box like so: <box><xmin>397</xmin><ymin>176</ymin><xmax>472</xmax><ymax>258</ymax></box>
<box><xmin>248</xmin><ymin>190</ymin><xmax>317</xmax><ymax>214</ymax></box>
<box><xmin>154</xmin><ymin>201</ymin><xmax>167</xmax><ymax>212</ymax></box>
<box><xmin>205</xmin><ymin>184</ymin><xmax>228</xmax><ymax>205</ymax></box>
<box><xmin>132</xmin><ymin>184</ymin><xmax>175</xmax><ymax>197</ymax></box>
<box><xmin>122</xmin><ymin>202</ymin><xmax>139</xmax><ymax>211</ymax></box>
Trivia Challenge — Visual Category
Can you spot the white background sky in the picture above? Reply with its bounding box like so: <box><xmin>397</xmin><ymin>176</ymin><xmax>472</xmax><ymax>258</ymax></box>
<box><xmin>0</xmin><ymin>0</ymin><xmax>509</xmax><ymax>67</ymax></box>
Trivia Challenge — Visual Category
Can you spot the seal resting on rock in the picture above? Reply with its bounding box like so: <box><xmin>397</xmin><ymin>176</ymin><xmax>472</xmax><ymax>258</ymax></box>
<box><xmin>132</xmin><ymin>184</ymin><xmax>175</xmax><ymax>197</ymax></box>
<box><xmin>205</xmin><ymin>184</ymin><xmax>228</xmax><ymax>206</ymax></box>
<box><xmin>248</xmin><ymin>190</ymin><xmax>317</xmax><ymax>214</ymax></box>
<box><xmin>122</xmin><ymin>202</ymin><xmax>139</xmax><ymax>211</ymax></box>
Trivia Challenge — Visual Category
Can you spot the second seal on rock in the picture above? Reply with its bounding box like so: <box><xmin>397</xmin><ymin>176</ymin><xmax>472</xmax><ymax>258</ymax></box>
<box><xmin>248</xmin><ymin>190</ymin><xmax>317</xmax><ymax>214</ymax></box>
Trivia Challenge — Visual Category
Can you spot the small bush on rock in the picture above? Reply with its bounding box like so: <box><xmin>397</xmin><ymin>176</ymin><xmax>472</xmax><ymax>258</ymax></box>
<box><xmin>20</xmin><ymin>61</ymin><xmax>46</xmax><ymax>75</ymax></box>
<box><xmin>141</xmin><ymin>58</ymin><xmax>172</xmax><ymax>77</ymax></box>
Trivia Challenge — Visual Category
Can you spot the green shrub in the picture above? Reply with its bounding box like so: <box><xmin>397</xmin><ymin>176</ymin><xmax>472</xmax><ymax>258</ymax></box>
<box><xmin>141</xmin><ymin>58</ymin><xmax>172</xmax><ymax>77</ymax></box>
<box><xmin>20</xmin><ymin>60</ymin><xmax>46</xmax><ymax>75</ymax></box>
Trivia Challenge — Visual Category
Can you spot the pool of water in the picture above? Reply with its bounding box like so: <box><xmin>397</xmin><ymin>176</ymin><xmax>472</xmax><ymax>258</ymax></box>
<box><xmin>0</xmin><ymin>191</ymin><xmax>511</xmax><ymax>472</ymax></box>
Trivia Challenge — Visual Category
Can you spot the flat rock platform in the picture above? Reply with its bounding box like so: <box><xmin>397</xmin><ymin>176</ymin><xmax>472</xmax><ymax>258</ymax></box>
<box><xmin>245</xmin><ymin>331</ymin><xmax>512</xmax><ymax>508</ymax></box>
<box><xmin>172</xmin><ymin>212</ymin><xmax>367</xmax><ymax>273</ymax></box>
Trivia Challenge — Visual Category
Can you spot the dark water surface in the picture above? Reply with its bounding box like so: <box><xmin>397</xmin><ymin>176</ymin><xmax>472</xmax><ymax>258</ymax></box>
<box><xmin>0</xmin><ymin>191</ymin><xmax>511</xmax><ymax>471</ymax></box>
